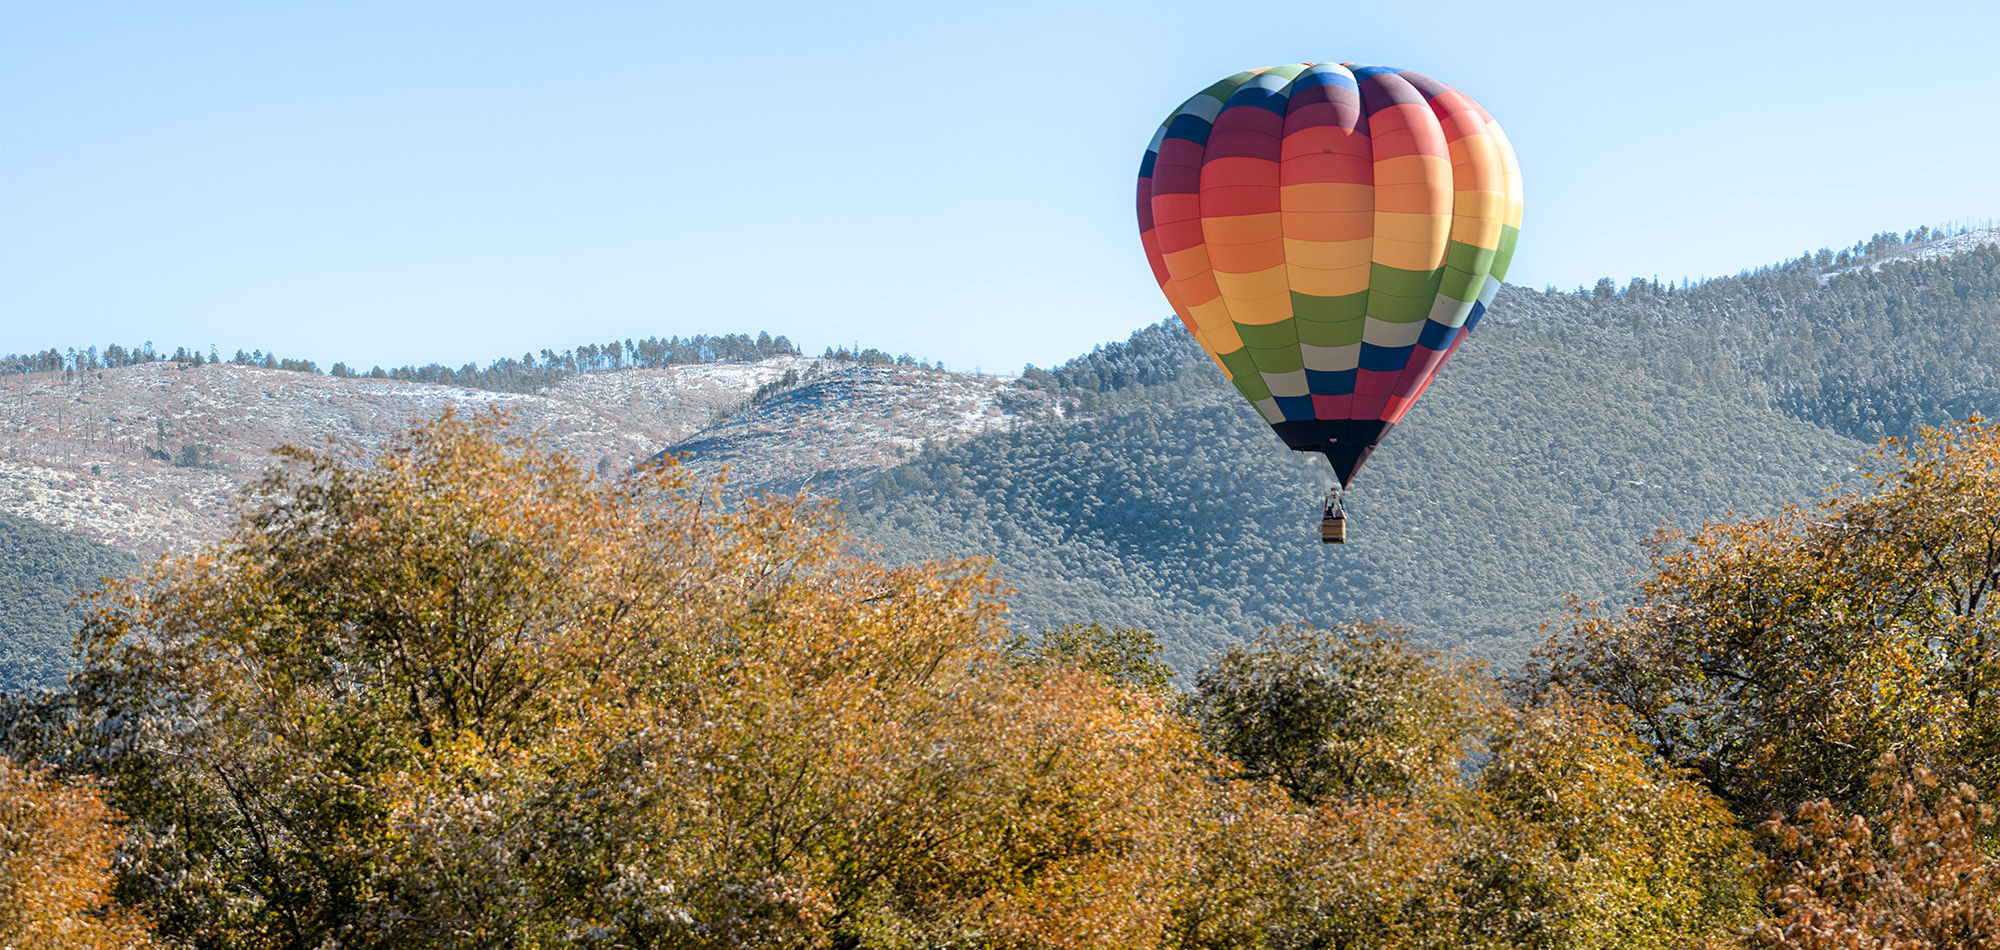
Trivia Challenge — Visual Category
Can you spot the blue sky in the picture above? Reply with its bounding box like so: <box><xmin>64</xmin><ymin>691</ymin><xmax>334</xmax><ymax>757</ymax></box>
<box><xmin>3</xmin><ymin>1</ymin><xmax>1996</xmax><ymax>375</ymax></box>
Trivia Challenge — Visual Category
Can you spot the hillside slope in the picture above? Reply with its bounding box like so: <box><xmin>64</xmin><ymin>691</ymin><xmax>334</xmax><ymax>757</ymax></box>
<box><xmin>0</xmin><ymin>356</ymin><xmax>849</xmax><ymax>556</ymax></box>
<box><xmin>0</xmin><ymin>512</ymin><xmax>137</xmax><ymax>691</ymax></box>
<box><xmin>841</xmin><ymin>229</ymin><xmax>2000</xmax><ymax>669</ymax></box>
<box><xmin>847</xmin><ymin>332</ymin><xmax>1864</xmax><ymax>670</ymax></box>
<box><xmin>655</xmin><ymin>362</ymin><xmax>1040</xmax><ymax>499</ymax></box>
<box><xmin>4</xmin><ymin>226</ymin><xmax>1993</xmax><ymax>684</ymax></box>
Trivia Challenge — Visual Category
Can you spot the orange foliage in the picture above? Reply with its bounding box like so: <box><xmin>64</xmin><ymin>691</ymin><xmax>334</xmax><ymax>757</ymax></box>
<box><xmin>0</xmin><ymin>755</ymin><xmax>157</xmax><ymax>949</ymax></box>
<box><xmin>1755</xmin><ymin>755</ymin><xmax>2000</xmax><ymax>949</ymax></box>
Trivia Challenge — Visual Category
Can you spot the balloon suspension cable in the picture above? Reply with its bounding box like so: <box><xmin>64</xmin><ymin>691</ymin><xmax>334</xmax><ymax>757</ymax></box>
<box><xmin>1318</xmin><ymin>487</ymin><xmax>1349</xmax><ymax>544</ymax></box>
<box><xmin>1322</xmin><ymin>487</ymin><xmax>1345</xmax><ymax>519</ymax></box>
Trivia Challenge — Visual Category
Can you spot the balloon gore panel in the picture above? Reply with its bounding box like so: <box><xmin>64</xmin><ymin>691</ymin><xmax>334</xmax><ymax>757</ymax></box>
<box><xmin>1137</xmin><ymin>62</ymin><xmax>1522</xmax><ymax>487</ymax></box>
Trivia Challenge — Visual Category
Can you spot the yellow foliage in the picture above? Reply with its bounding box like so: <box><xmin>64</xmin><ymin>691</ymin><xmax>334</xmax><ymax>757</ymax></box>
<box><xmin>1533</xmin><ymin>416</ymin><xmax>2000</xmax><ymax>813</ymax></box>
<box><xmin>66</xmin><ymin>409</ymin><xmax>1212</xmax><ymax>949</ymax></box>
<box><xmin>0</xmin><ymin>755</ymin><xmax>157</xmax><ymax>950</ymax></box>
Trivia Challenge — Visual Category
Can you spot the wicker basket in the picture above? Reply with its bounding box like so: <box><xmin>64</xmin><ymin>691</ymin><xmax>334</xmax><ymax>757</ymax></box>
<box><xmin>1319</xmin><ymin>513</ymin><xmax>1347</xmax><ymax>544</ymax></box>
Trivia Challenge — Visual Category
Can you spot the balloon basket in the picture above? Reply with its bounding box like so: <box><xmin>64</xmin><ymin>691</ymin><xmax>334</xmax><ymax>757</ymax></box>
<box><xmin>1319</xmin><ymin>512</ymin><xmax>1347</xmax><ymax>544</ymax></box>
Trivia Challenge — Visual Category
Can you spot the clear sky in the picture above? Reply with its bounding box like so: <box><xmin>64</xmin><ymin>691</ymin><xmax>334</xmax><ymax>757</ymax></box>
<box><xmin>4</xmin><ymin>1</ymin><xmax>1996</xmax><ymax>375</ymax></box>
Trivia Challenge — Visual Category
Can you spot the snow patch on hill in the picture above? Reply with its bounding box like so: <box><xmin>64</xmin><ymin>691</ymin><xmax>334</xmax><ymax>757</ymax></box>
<box><xmin>656</xmin><ymin>362</ymin><xmax>1042</xmax><ymax>499</ymax></box>
<box><xmin>0</xmin><ymin>357</ymin><xmax>1040</xmax><ymax>556</ymax></box>
<box><xmin>1820</xmin><ymin>228</ymin><xmax>1999</xmax><ymax>283</ymax></box>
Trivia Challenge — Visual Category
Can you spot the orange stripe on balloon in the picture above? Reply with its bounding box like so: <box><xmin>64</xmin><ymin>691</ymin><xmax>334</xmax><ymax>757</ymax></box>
<box><xmin>1200</xmin><ymin>211</ymin><xmax>1282</xmax><ymax>246</ymax></box>
<box><xmin>1365</xmin><ymin>103</ymin><xmax>1449</xmax><ymax>160</ymax></box>
<box><xmin>1207</xmin><ymin>238</ymin><xmax>1286</xmax><ymax>273</ymax></box>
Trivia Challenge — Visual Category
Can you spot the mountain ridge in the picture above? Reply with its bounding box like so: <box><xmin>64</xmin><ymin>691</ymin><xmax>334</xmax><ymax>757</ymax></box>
<box><xmin>3</xmin><ymin>225</ymin><xmax>1997</xmax><ymax>685</ymax></box>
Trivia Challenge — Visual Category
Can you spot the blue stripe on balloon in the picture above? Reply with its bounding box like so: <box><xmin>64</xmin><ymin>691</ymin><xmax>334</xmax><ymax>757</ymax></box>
<box><xmin>1291</xmin><ymin>66</ymin><xmax>1357</xmax><ymax>91</ymax></box>
<box><xmin>1359</xmin><ymin>343</ymin><xmax>1413</xmax><ymax>372</ymax></box>
<box><xmin>1274</xmin><ymin>395</ymin><xmax>1317</xmax><ymax>420</ymax></box>
<box><xmin>1305</xmin><ymin>368</ymin><xmax>1357</xmax><ymax>395</ymax></box>
<box><xmin>1222</xmin><ymin>86</ymin><xmax>1289</xmax><ymax>115</ymax></box>
<box><xmin>1464</xmin><ymin>301</ymin><xmax>1487</xmax><ymax>332</ymax></box>
<box><xmin>1165</xmin><ymin>113</ymin><xmax>1214</xmax><ymax>143</ymax></box>
<box><xmin>1416</xmin><ymin>319</ymin><xmax>1456</xmax><ymax>350</ymax></box>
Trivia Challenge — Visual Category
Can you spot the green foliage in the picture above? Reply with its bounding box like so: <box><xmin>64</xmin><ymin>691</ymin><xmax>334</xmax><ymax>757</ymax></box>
<box><xmin>850</xmin><ymin>321</ymin><xmax>1866</xmax><ymax>674</ymax></box>
<box><xmin>1002</xmin><ymin>622</ymin><xmax>1177</xmax><ymax>694</ymax></box>
<box><xmin>1462</xmin><ymin>692</ymin><xmax>1763</xmax><ymax>950</ymax></box>
<box><xmin>1498</xmin><ymin>242</ymin><xmax>2000</xmax><ymax>444</ymax></box>
<box><xmin>1185</xmin><ymin>623</ymin><xmax>1495</xmax><ymax>805</ymax></box>
<box><xmin>1019</xmin><ymin>320</ymin><xmax>1208</xmax><ymax>396</ymax></box>
<box><xmin>0</xmin><ymin>514</ymin><xmax>136</xmax><ymax>693</ymax></box>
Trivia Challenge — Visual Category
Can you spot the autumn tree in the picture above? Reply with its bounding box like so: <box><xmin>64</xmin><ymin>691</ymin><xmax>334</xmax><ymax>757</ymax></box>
<box><xmin>1175</xmin><ymin>627</ymin><xmax>1762</xmax><ymax>950</ymax></box>
<box><xmin>50</xmin><ymin>409</ymin><xmax>1211</xmax><ymax>949</ymax></box>
<box><xmin>1754</xmin><ymin>755</ymin><xmax>1999</xmax><ymax>949</ymax></box>
<box><xmin>1460</xmin><ymin>692</ymin><xmax>1763</xmax><ymax>950</ymax></box>
<box><xmin>1532</xmin><ymin>416</ymin><xmax>2000</xmax><ymax>814</ymax></box>
<box><xmin>0</xmin><ymin>755</ymin><xmax>157</xmax><ymax>949</ymax></box>
<box><xmin>1168</xmin><ymin>778</ymin><xmax>1472</xmax><ymax>950</ymax></box>
<box><xmin>1003</xmin><ymin>622</ymin><xmax>1178</xmax><ymax>694</ymax></box>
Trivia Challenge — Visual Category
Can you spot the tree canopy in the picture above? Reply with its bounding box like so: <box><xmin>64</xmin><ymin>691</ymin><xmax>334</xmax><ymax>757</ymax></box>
<box><xmin>2</xmin><ymin>408</ymin><xmax>1995</xmax><ymax>948</ymax></box>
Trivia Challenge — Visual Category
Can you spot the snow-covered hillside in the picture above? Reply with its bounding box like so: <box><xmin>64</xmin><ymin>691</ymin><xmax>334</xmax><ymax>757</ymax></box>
<box><xmin>1820</xmin><ymin>228</ymin><xmax>1999</xmax><ymax>283</ymax></box>
<box><xmin>0</xmin><ymin>357</ymin><xmax>1038</xmax><ymax>555</ymax></box>
<box><xmin>657</xmin><ymin>362</ymin><xmax>1047</xmax><ymax>499</ymax></box>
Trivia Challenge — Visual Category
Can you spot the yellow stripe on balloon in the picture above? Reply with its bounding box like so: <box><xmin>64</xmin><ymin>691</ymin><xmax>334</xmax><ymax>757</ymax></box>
<box><xmin>1446</xmin><ymin>134</ymin><xmax>1505</xmax><ymax>193</ymax></box>
<box><xmin>1449</xmin><ymin>191</ymin><xmax>1508</xmax><ymax>247</ymax></box>
<box><xmin>1198</xmin><ymin>323</ymin><xmax>1244</xmax><ymax>354</ymax></box>
<box><xmin>1212</xmin><ymin>264</ymin><xmax>1293</xmax><ymax>323</ymax></box>
<box><xmin>1186</xmin><ymin>297</ymin><xmax>1236</xmax><ymax>333</ymax></box>
<box><xmin>1371</xmin><ymin>212</ymin><xmax>1449</xmax><ymax>270</ymax></box>
<box><xmin>1283</xmin><ymin>238</ymin><xmax>1372</xmax><ymax>296</ymax></box>
<box><xmin>1201</xmin><ymin>212</ymin><xmax>1283</xmax><ymax>249</ymax></box>
<box><xmin>1489</xmin><ymin>121</ymin><xmax>1524</xmax><ymax>228</ymax></box>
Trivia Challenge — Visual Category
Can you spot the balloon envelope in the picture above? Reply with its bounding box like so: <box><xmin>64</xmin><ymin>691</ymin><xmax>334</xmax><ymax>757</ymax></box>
<box><xmin>1137</xmin><ymin>63</ymin><xmax>1523</xmax><ymax>486</ymax></box>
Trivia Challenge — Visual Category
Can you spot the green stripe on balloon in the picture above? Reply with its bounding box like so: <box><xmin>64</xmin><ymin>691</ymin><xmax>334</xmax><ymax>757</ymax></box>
<box><xmin>1291</xmin><ymin>292</ymin><xmax>1368</xmax><ymax>347</ymax></box>
<box><xmin>1437</xmin><ymin>267</ymin><xmax>1485</xmax><ymax>305</ymax></box>
<box><xmin>1216</xmin><ymin>347</ymin><xmax>1261</xmax><ymax>382</ymax></box>
<box><xmin>1492</xmin><ymin>224</ymin><xmax>1521</xmax><ymax>281</ymax></box>
<box><xmin>1231</xmin><ymin>371</ymin><xmax>1273</xmax><ymax>403</ymax></box>
<box><xmin>1246</xmin><ymin>344</ymin><xmax>1305</xmax><ymax>375</ymax></box>
<box><xmin>1365</xmin><ymin>295</ymin><xmax>1435</xmax><ymax>325</ymax></box>
<box><xmin>1366</xmin><ymin>264</ymin><xmax>1441</xmax><ymax>305</ymax></box>
<box><xmin>1445</xmin><ymin>241</ymin><xmax>1498</xmax><ymax>281</ymax></box>
<box><xmin>1235</xmin><ymin>321</ymin><xmax>1298</xmax><ymax>351</ymax></box>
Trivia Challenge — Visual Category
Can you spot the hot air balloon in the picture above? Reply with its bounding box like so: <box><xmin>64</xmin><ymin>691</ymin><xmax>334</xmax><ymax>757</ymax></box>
<box><xmin>1136</xmin><ymin>63</ymin><xmax>1522</xmax><ymax>543</ymax></box>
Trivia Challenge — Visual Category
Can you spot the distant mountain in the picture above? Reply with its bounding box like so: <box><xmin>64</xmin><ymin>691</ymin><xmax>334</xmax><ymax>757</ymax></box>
<box><xmin>0</xmin><ymin>354</ymin><xmax>1046</xmax><ymax>690</ymax></box>
<box><xmin>2</xmin><ymin>226</ymin><xmax>1994</xmax><ymax>687</ymax></box>
<box><xmin>0</xmin><ymin>356</ymin><xmax>849</xmax><ymax>556</ymax></box>
<box><xmin>842</xmin><ymin>230</ymin><xmax>2000</xmax><ymax>670</ymax></box>
<box><xmin>652</xmin><ymin>360</ymin><xmax>1042</xmax><ymax>500</ymax></box>
<box><xmin>845</xmin><ymin>331</ymin><xmax>1864</xmax><ymax>670</ymax></box>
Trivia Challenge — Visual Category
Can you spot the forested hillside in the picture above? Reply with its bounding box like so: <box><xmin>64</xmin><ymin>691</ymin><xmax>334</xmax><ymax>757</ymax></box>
<box><xmin>848</xmin><ymin>233</ymin><xmax>2000</xmax><ymax>669</ymax></box>
<box><xmin>0</xmin><ymin>512</ymin><xmax>136</xmax><ymax>691</ymax></box>
<box><xmin>1491</xmin><ymin>234</ymin><xmax>2000</xmax><ymax>442</ymax></box>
